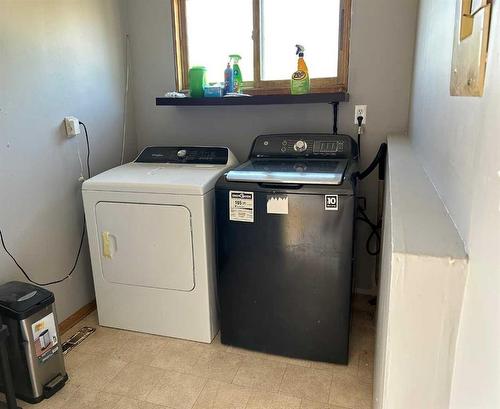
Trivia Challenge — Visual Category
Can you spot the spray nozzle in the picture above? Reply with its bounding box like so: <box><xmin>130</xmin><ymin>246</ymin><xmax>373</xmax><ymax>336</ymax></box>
<box><xmin>229</xmin><ymin>54</ymin><xmax>242</xmax><ymax>64</ymax></box>
<box><xmin>295</xmin><ymin>44</ymin><xmax>305</xmax><ymax>56</ymax></box>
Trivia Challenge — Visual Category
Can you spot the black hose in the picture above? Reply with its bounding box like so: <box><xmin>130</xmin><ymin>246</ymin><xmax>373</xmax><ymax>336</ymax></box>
<box><xmin>356</xmin><ymin>143</ymin><xmax>387</xmax><ymax>181</ymax></box>
<box><xmin>356</xmin><ymin>207</ymin><xmax>381</xmax><ymax>256</ymax></box>
<box><xmin>354</xmin><ymin>142</ymin><xmax>387</xmax><ymax>257</ymax></box>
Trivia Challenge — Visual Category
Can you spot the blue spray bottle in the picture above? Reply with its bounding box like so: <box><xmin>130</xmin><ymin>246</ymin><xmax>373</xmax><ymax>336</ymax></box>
<box><xmin>223</xmin><ymin>62</ymin><xmax>234</xmax><ymax>95</ymax></box>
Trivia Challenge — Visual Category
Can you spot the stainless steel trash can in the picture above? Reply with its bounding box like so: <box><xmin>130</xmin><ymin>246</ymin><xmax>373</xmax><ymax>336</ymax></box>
<box><xmin>0</xmin><ymin>281</ymin><xmax>67</xmax><ymax>403</ymax></box>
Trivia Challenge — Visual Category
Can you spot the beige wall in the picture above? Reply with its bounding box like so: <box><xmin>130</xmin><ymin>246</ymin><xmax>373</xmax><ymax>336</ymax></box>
<box><xmin>125</xmin><ymin>0</ymin><xmax>419</xmax><ymax>292</ymax></box>
<box><xmin>409</xmin><ymin>0</ymin><xmax>500</xmax><ymax>407</ymax></box>
<box><xmin>0</xmin><ymin>0</ymin><xmax>137</xmax><ymax>320</ymax></box>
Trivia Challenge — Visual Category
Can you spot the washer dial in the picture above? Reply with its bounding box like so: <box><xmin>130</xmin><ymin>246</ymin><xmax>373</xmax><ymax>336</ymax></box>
<box><xmin>293</xmin><ymin>140</ymin><xmax>307</xmax><ymax>152</ymax></box>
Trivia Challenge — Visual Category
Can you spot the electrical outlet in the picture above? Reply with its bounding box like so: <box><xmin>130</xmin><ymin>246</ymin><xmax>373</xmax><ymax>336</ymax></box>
<box><xmin>354</xmin><ymin>105</ymin><xmax>367</xmax><ymax>125</ymax></box>
<box><xmin>64</xmin><ymin>116</ymin><xmax>80</xmax><ymax>137</ymax></box>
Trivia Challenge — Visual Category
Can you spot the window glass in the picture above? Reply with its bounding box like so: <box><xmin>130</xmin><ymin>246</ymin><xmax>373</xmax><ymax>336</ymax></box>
<box><xmin>260</xmin><ymin>0</ymin><xmax>340</xmax><ymax>80</ymax></box>
<box><xmin>185</xmin><ymin>0</ymin><xmax>254</xmax><ymax>83</ymax></box>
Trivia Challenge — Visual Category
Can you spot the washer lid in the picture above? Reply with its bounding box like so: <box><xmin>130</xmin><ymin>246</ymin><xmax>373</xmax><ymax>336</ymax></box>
<box><xmin>82</xmin><ymin>161</ymin><xmax>236</xmax><ymax>195</ymax></box>
<box><xmin>226</xmin><ymin>159</ymin><xmax>348</xmax><ymax>185</ymax></box>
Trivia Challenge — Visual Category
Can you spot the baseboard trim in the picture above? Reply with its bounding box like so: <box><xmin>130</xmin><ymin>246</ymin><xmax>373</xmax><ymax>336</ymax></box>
<box><xmin>59</xmin><ymin>300</ymin><xmax>97</xmax><ymax>334</ymax></box>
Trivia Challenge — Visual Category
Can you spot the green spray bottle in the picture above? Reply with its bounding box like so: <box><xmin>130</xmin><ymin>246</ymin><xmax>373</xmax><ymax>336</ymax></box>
<box><xmin>229</xmin><ymin>54</ymin><xmax>243</xmax><ymax>93</ymax></box>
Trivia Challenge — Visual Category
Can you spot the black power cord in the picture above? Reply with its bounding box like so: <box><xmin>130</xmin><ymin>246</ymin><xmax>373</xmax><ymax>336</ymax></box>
<box><xmin>0</xmin><ymin>121</ymin><xmax>91</xmax><ymax>286</ymax></box>
<box><xmin>80</xmin><ymin>121</ymin><xmax>92</xmax><ymax>178</ymax></box>
<box><xmin>356</xmin><ymin>115</ymin><xmax>363</xmax><ymax>160</ymax></box>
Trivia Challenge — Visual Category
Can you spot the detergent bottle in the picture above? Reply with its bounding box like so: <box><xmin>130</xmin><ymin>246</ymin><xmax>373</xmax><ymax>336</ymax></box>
<box><xmin>291</xmin><ymin>45</ymin><xmax>310</xmax><ymax>95</ymax></box>
<box><xmin>229</xmin><ymin>54</ymin><xmax>243</xmax><ymax>93</ymax></box>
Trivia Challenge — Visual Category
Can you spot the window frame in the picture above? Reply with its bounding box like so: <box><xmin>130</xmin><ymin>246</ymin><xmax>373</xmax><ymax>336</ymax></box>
<box><xmin>171</xmin><ymin>0</ymin><xmax>351</xmax><ymax>95</ymax></box>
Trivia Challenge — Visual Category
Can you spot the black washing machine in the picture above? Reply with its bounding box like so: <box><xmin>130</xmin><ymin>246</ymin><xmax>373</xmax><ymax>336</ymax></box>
<box><xmin>215</xmin><ymin>133</ymin><xmax>358</xmax><ymax>364</ymax></box>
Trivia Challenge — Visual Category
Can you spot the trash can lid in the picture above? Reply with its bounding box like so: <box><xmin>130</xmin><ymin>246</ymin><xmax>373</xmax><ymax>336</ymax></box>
<box><xmin>0</xmin><ymin>281</ymin><xmax>54</xmax><ymax>320</ymax></box>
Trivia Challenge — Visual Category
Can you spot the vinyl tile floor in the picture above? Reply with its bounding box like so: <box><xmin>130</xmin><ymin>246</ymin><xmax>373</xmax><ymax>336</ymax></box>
<box><xmin>18</xmin><ymin>299</ymin><xmax>375</xmax><ymax>409</ymax></box>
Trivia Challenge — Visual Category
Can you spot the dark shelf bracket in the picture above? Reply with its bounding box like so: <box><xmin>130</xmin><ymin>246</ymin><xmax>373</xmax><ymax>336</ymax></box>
<box><xmin>330</xmin><ymin>101</ymin><xmax>339</xmax><ymax>135</ymax></box>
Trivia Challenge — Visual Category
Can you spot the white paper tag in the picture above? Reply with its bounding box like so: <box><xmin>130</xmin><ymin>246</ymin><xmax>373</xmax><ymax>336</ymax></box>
<box><xmin>267</xmin><ymin>195</ymin><xmax>288</xmax><ymax>214</ymax></box>
<box><xmin>229</xmin><ymin>191</ymin><xmax>254</xmax><ymax>222</ymax></box>
<box><xmin>325</xmin><ymin>194</ymin><xmax>339</xmax><ymax>210</ymax></box>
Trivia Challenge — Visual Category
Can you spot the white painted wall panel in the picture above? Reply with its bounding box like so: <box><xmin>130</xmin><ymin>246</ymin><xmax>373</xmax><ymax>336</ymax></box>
<box><xmin>375</xmin><ymin>136</ymin><xmax>468</xmax><ymax>409</ymax></box>
<box><xmin>409</xmin><ymin>0</ymin><xmax>500</xmax><ymax>407</ymax></box>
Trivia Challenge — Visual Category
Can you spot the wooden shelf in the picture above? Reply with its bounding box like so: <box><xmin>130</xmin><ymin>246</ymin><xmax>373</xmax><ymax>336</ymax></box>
<box><xmin>156</xmin><ymin>92</ymin><xmax>349</xmax><ymax>106</ymax></box>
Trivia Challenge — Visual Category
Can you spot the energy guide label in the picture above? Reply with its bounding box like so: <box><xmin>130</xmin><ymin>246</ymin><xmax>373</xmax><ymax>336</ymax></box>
<box><xmin>229</xmin><ymin>191</ymin><xmax>254</xmax><ymax>222</ymax></box>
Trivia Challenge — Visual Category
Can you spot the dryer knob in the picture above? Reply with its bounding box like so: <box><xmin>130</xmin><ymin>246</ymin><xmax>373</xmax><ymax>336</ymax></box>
<box><xmin>177</xmin><ymin>149</ymin><xmax>187</xmax><ymax>158</ymax></box>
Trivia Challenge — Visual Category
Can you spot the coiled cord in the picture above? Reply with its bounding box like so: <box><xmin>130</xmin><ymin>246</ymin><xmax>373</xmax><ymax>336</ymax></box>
<box><xmin>0</xmin><ymin>121</ymin><xmax>91</xmax><ymax>286</ymax></box>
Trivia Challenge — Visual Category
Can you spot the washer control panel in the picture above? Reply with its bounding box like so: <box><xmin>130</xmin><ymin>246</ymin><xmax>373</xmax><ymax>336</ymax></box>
<box><xmin>251</xmin><ymin>134</ymin><xmax>355</xmax><ymax>159</ymax></box>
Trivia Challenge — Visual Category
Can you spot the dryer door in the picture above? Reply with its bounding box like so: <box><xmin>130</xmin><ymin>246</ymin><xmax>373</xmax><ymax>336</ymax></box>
<box><xmin>95</xmin><ymin>202</ymin><xmax>194</xmax><ymax>291</ymax></box>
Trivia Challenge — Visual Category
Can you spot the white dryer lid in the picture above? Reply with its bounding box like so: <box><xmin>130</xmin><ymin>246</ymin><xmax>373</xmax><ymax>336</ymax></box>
<box><xmin>82</xmin><ymin>151</ymin><xmax>238</xmax><ymax>195</ymax></box>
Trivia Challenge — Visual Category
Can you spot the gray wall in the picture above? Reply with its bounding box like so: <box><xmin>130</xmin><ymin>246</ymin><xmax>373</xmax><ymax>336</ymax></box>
<box><xmin>409</xmin><ymin>0</ymin><xmax>500</xmax><ymax>407</ymax></box>
<box><xmin>0</xmin><ymin>0</ymin><xmax>137</xmax><ymax>320</ymax></box>
<box><xmin>126</xmin><ymin>0</ymin><xmax>419</xmax><ymax>291</ymax></box>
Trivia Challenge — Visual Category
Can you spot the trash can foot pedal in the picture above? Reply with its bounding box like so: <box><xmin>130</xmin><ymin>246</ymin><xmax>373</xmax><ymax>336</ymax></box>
<box><xmin>43</xmin><ymin>373</ymin><xmax>67</xmax><ymax>399</ymax></box>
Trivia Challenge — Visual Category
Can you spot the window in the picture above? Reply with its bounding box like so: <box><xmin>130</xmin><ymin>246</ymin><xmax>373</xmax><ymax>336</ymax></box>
<box><xmin>171</xmin><ymin>0</ymin><xmax>351</xmax><ymax>94</ymax></box>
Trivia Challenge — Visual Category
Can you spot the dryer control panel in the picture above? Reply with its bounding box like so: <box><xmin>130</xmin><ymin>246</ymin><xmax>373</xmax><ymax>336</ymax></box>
<box><xmin>136</xmin><ymin>146</ymin><xmax>229</xmax><ymax>164</ymax></box>
<box><xmin>251</xmin><ymin>134</ymin><xmax>356</xmax><ymax>159</ymax></box>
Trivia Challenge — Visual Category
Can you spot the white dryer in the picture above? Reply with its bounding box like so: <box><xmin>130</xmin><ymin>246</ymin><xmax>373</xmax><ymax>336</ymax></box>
<box><xmin>82</xmin><ymin>146</ymin><xmax>238</xmax><ymax>343</ymax></box>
